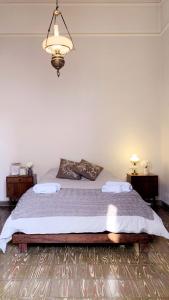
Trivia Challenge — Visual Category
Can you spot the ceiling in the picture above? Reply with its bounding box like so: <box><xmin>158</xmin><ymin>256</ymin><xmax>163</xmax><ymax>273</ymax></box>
<box><xmin>0</xmin><ymin>0</ymin><xmax>161</xmax><ymax>3</ymax></box>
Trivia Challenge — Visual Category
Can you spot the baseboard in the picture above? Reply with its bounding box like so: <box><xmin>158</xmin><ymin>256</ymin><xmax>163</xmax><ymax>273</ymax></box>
<box><xmin>148</xmin><ymin>199</ymin><xmax>169</xmax><ymax>208</ymax></box>
<box><xmin>155</xmin><ymin>200</ymin><xmax>163</xmax><ymax>207</ymax></box>
<box><xmin>0</xmin><ymin>201</ymin><xmax>15</xmax><ymax>207</ymax></box>
<box><xmin>159</xmin><ymin>200</ymin><xmax>169</xmax><ymax>210</ymax></box>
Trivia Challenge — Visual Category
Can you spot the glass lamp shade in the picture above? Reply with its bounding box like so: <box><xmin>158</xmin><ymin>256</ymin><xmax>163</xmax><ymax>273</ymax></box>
<box><xmin>42</xmin><ymin>35</ymin><xmax>73</xmax><ymax>56</ymax></box>
<box><xmin>130</xmin><ymin>154</ymin><xmax>140</xmax><ymax>163</ymax></box>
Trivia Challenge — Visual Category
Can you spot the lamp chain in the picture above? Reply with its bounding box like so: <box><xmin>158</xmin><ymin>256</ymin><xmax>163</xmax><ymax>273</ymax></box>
<box><xmin>46</xmin><ymin>12</ymin><xmax>55</xmax><ymax>46</ymax></box>
<box><xmin>60</xmin><ymin>13</ymin><xmax>75</xmax><ymax>49</ymax></box>
<box><xmin>56</xmin><ymin>0</ymin><xmax>59</xmax><ymax>9</ymax></box>
<box><xmin>46</xmin><ymin>0</ymin><xmax>58</xmax><ymax>43</ymax></box>
<box><xmin>45</xmin><ymin>0</ymin><xmax>75</xmax><ymax>53</ymax></box>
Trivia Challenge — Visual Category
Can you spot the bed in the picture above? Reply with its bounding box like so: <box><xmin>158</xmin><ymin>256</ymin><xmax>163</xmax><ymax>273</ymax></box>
<box><xmin>0</xmin><ymin>169</ymin><xmax>169</xmax><ymax>253</ymax></box>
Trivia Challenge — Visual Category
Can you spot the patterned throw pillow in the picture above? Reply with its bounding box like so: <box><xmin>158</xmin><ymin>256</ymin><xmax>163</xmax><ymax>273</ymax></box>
<box><xmin>57</xmin><ymin>159</ymin><xmax>81</xmax><ymax>180</ymax></box>
<box><xmin>74</xmin><ymin>159</ymin><xmax>103</xmax><ymax>181</ymax></box>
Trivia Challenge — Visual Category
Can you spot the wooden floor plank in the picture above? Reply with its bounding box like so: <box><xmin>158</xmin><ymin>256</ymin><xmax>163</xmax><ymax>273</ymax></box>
<box><xmin>0</xmin><ymin>205</ymin><xmax>169</xmax><ymax>299</ymax></box>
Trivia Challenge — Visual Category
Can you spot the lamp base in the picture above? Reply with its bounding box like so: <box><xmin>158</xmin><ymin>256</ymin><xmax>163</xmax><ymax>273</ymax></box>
<box><xmin>131</xmin><ymin>170</ymin><xmax>138</xmax><ymax>175</ymax></box>
<box><xmin>51</xmin><ymin>53</ymin><xmax>65</xmax><ymax>77</ymax></box>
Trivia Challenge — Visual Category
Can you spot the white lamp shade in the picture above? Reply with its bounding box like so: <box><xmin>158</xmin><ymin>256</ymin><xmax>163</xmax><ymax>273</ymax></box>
<box><xmin>42</xmin><ymin>35</ymin><xmax>73</xmax><ymax>55</ymax></box>
<box><xmin>130</xmin><ymin>154</ymin><xmax>140</xmax><ymax>163</ymax></box>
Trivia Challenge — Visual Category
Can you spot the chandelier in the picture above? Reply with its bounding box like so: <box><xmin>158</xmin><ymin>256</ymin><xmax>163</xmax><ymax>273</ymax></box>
<box><xmin>42</xmin><ymin>0</ymin><xmax>74</xmax><ymax>77</ymax></box>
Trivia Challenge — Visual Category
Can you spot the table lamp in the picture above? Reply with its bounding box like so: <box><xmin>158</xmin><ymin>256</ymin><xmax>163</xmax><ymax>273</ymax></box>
<box><xmin>130</xmin><ymin>154</ymin><xmax>140</xmax><ymax>175</ymax></box>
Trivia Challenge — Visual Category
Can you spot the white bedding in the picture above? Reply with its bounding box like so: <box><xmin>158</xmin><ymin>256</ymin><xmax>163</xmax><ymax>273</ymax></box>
<box><xmin>0</xmin><ymin>169</ymin><xmax>169</xmax><ymax>253</ymax></box>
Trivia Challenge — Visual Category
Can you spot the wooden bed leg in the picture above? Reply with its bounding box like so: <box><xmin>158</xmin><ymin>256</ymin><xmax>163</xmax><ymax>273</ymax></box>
<box><xmin>134</xmin><ymin>241</ymin><xmax>150</xmax><ymax>258</ymax></box>
<box><xmin>139</xmin><ymin>242</ymin><xmax>150</xmax><ymax>254</ymax></box>
<box><xmin>19</xmin><ymin>243</ymin><xmax>28</xmax><ymax>253</ymax></box>
<box><xmin>134</xmin><ymin>242</ymin><xmax>140</xmax><ymax>256</ymax></box>
<box><xmin>137</xmin><ymin>242</ymin><xmax>150</xmax><ymax>264</ymax></box>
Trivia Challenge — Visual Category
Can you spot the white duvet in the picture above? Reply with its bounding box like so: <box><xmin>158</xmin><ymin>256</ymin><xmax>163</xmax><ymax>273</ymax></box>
<box><xmin>0</xmin><ymin>169</ymin><xmax>169</xmax><ymax>253</ymax></box>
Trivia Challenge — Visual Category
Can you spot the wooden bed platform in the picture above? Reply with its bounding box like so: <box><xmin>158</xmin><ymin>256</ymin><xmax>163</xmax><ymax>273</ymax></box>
<box><xmin>12</xmin><ymin>232</ymin><xmax>153</xmax><ymax>253</ymax></box>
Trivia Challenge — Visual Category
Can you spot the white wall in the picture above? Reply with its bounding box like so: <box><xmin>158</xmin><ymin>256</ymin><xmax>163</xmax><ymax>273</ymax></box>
<box><xmin>161</xmin><ymin>0</ymin><xmax>169</xmax><ymax>31</ymax></box>
<box><xmin>0</xmin><ymin>1</ymin><xmax>161</xmax><ymax>200</ymax></box>
<box><xmin>160</xmin><ymin>0</ymin><xmax>169</xmax><ymax>205</ymax></box>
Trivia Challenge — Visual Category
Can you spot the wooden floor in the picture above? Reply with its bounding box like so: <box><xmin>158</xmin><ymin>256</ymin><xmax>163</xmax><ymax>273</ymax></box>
<box><xmin>0</xmin><ymin>205</ymin><xmax>169</xmax><ymax>299</ymax></box>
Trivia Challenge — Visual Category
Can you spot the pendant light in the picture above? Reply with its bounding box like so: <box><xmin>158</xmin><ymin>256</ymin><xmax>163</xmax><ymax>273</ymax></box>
<box><xmin>42</xmin><ymin>0</ymin><xmax>74</xmax><ymax>77</ymax></box>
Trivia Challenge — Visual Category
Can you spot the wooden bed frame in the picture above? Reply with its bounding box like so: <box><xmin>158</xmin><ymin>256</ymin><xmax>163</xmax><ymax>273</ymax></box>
<box><xmin>12</xmin><ymin>232</ymin><xmax>153</xmax><ymax>253</ymax></box>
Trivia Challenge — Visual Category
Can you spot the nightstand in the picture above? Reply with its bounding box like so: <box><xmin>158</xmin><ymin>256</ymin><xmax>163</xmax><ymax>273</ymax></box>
<box><xmin>6</xmin><ymin>175</ymin><xmax>37</xmax><ymax>202</ymax></box>
<box><xmin>127</xmin><ymin>173</ymin><xmax>158</xmax><ymax>205</ymax></box>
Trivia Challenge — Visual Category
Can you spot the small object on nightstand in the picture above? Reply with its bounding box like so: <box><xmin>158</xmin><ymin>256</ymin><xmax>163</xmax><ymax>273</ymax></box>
<box><xmin>10</xmin><ymin>163</ymin><xmax>21</xmax><ymax>175</ymax></box>
<box><xmin>127</xmin><ymin>173</ymin><xmax>158</xmax><ymax>206</ymax></box>
<box><xmin>6</xmin><ymin>174</ymin><xmax>37</xmax><ymax>203</ymax></box>
<box><xmin>26</xmin><ymin>162</ymin><xmax>34</xmax><ymax>176</ymax></box>
<box><xmin>19</xmin><ymin>166</ymin><xmax>27</xmax><ymax>176</ymax></box>
<box><xmin>141</xmin><ymin>160</ymin><xmax>150</xmax><ymax>175</ymax></box>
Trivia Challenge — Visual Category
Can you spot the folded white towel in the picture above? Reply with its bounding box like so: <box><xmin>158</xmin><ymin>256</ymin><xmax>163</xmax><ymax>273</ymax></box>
<box><xmin>33</xmin><ymin>183</ymin><xmax>61</xmax><ymax>194</ymax></box>
<box><xmin>102</xmin><ymin>181</ymin><xmax>132</xmax><ymax>193</ymax></box>
<box><xmin>102</xmin><ymin>185</ymin><xmax>121</xmax><ymax>193</ymax></box>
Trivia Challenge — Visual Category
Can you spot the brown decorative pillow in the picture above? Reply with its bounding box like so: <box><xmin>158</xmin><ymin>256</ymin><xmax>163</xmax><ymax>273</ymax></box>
<box><xmin>74</xmin><ymin>159</ymin><xmax>103</xmax><ymax>181</ymax></box>
<box><xmin>57</xmin><ymin>159</ymin><xmax>81</xmax><ymax>180</ymax></box>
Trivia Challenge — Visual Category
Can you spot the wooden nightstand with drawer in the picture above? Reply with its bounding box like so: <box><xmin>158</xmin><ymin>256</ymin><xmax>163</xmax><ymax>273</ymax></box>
<box><xmin>127</xmin><ymin>173</ymin><xmax>158</xmax><ymax>206</ymax></box>
<box><xmin>6</xmin><ymin>175</ymin><xmax>37</xmax><ymax>202</ymax></box>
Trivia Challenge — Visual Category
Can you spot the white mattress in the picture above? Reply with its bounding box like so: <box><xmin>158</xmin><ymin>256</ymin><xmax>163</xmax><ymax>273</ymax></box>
<box><xmin>0</xmin><ymin>169</ymin><xmax>169</xmax><ymax>253</ymax></box>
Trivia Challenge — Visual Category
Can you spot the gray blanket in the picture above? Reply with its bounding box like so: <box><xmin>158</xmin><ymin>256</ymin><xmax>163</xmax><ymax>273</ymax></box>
<box><xmin>11</xmin><ymin>188</ymin><xmax>154</xmax><ymax>220</ymax></box>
